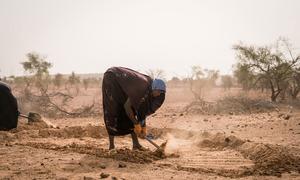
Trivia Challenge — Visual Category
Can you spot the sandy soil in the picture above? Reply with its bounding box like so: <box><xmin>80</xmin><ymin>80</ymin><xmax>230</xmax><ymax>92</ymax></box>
<box><xmin>1</xmin><ymin>86</ymin><xmax>300</xmax><ymax>180</ymax></box>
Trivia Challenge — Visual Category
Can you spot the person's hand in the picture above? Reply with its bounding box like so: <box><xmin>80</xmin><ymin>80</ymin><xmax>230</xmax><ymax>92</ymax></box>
<box><xmin>140</xmin><ymin>126</ymin><xmax>147</xmax><ymax>138</ymax></box>
<box><xmin>134</xmin><ymin>124</ymin><xmax>142</xmax><ymax>135</ymax></box>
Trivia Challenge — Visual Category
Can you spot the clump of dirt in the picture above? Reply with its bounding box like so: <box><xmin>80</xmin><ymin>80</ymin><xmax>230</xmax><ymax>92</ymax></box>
<box><xmin>185</xmin><ymin>96</ymin><xmax>276</xmax><ymax>115</ymax></box>
<box><xmin>1</xmin><ymin>122</ymin><xmax>107</xmax><ymax>143</ymax></box>
<box><xmin>38</xmin><ymin>125</ymin><xmax>107</xmax><ymax>139</ymax></box>
<box><xmin>213</xmin><ymin>96</ymin><xmax>276</xmax><ymax>114</ymax></box>
<box><xmin>19</xmin><ymin>142</ymin><xmax>166</xmax><ymax>164</ymax></box>
<box><xmin>239</xmin><ymin>142</ymin><xmax>300</xmax><ymax>176</ymax></box>
<box><xmin>0</xmin><ymin>120</ymin><xmax>54</xmax><ymax>143</ymax></box>
<box><xmin>152</xmin><ymin>140</ymin><xmax>168</xmax><ymax>158</ymax></box>
<box><xmin>0</xmin><ymin>131</ymin><xmax>16</xmax><ymax>143</ymax></box>
<box><xmin>11</xmin><ymin>120</ymin><xmax>51</xmax><ymax>132</ymax></box>
<box><xmin>198</xmin><ymin>133</ymin><xmax>300</xmax><ymax>176</ymax></box>
<box><xmin>198</xmin><ymin>133</ymin><xmax>245</xmax><ymax>150</ymax></box>
<box><xmin>183</xmin><ymin>100</ymin><xmax>214</xmax><ymax>115</ymax></box>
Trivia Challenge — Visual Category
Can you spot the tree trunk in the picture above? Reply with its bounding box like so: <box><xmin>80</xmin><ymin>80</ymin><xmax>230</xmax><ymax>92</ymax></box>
<box><xmin>271</xmin><ymin>89</ymin><xmax>281</xmax><ymax>102</ymax></box>
<box><xmin>271</xmin><ymin>94</ymin><xmax>276</xmax><ymax>102</ymax></box>
<box><xmin>291</xmin><ymin>90</ymin><xmax>299</xmax><ymax>99</ymax></box>
<box><xmin>270</xmin><ymin>81</ymin><xmax>277</xmax><ymax>102</ymax></box>
<box><xmin>269</xmin><ymin>80</ymin><xmax>283</xmax><ymax>102</ymax></box>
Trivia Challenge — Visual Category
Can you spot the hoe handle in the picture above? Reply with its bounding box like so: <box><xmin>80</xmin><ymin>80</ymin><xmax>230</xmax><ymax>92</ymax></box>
<box><xmin>145</xmin><ymin>136</ymin><xmax>161</xmax><ymax>150</ymax></box>
<box><xmin>19</xmin><ymin>113</ymin><xmax>35</xmax><ymax>121</ymax></box>
<box><xmin>19</xmin><ymin>114</ymin><xmax>29</xmax><ymax>118</ymax></box>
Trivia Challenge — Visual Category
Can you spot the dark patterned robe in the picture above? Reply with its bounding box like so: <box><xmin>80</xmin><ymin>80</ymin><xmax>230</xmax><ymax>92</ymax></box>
<box><xmin>102</xmin><ymin>67</ymin><xmax>165</xmax><ymax>136</ymax></box>
<box><xmin>0</xmin><ymin>82</ymin><xmax>19</xmax><ymax>130</ymax></box>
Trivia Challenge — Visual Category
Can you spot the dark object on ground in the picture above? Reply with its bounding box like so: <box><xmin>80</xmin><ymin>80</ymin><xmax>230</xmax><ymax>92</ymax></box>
<box><xmin>99</xmin><ymin>163</ymin><xmax>106</xmax><ymax>169</ymax></box>
<box><xmin>0</xmin><ymin>82</ymin><xmax>19</xmax><ymax>130</ymax></box>
<box><xmin>118</xmin><ymin>162</ymin><xmax>126</xmax><ymax>168</ymax></box>
<box><xmin>100</xmin><ymin>172</ymin><xmax>110</xmax><ymax>179</ymax></box>
<box><xmin>145</xmin><ymin>135</ymin><xmax>167</xmax><ymax>158</ymax></box>
<box><xmin>19</xmin><ymin>112</ymin><xmax>42</xmax><ymax>123</ymax></box>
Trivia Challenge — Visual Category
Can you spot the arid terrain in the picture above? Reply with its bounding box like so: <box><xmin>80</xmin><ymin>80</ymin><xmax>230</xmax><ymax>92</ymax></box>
<box><xmin>1</xmin><ymin>0</ymin><xmax>300</xmax><ymax>179</ymax></box>
<box><xmin>0</xmin><ymin>85</ymin><xmax>300</xmax><ymax>180</ymax></box>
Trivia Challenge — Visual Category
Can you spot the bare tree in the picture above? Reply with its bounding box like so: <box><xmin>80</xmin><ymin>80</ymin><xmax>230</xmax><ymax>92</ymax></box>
<box><xmin>68</xmin><ymin>71</ymin><xmax>80</xmax><ymax>85</ymax></box>
<box><xmin>221</xmin><ymin>75</ymin><xmax>233</xmax><ymax>90</ymax></box>
<box><xmin>53</xmin><ymin>73</ymin><xmax>64</xmax><ymax>89</ymax></box>
<box><xmin>189</xmin><ymin>66</ymin><xmax>205</xmax><ymax>100</ymax></box>
<box><xmin>67</xmin><ymin>71</ymin><xmax>80</xmax><ymax>94</ymax></box>
<box><xmin>204</xmin><ymin>69</ymin><xmax>219</xmax><ymax>87</ymax></box>
<box><xmin>146</xmin><ymin>69</ymin><xmax>166</xmax><ymax>80</ymax></box>
<box><xmin>83</xmin><ymin>79</ymin><xmax>90</xmax><ymax>90</ymax></box>
<box><xmin>188</xmin><ymin>66</ymin><xmax>219</xmax><ymax>100</ymax></box>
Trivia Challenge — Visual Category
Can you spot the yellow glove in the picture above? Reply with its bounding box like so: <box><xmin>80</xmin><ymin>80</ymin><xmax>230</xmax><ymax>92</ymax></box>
<box><xmin>134</xmin><ymin>124</ymin><xmax>142</xmax><ymax>135</ymax></box>
<box><xmin>140</xmin><ymin>126</ymin><xmax>147</xmax><ymax>138</ymax></box>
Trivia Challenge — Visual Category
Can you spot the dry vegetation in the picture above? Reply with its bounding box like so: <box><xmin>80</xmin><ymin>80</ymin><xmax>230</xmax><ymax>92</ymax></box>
<box><xmin>0</xmin><ymin>77</ymin><xmax>299</xmax><ymax>179</ymax></box>
<box><xmin>1</xmin><ymin>39</ymin><xmax>300</xmax><ymax>179</ymax></box>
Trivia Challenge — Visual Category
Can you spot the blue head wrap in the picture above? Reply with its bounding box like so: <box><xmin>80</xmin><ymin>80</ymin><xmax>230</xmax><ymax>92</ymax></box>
<box><xmin>151</xmin><ymin>79</ymin><xmax>166</xmax><ymax>92</ymax></box>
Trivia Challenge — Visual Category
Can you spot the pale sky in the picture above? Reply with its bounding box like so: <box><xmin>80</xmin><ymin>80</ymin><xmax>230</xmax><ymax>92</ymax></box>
<box><xmin>0</xmin><ymin>0</ymin><xmax>299</xmax><ymax>79</ymax></box>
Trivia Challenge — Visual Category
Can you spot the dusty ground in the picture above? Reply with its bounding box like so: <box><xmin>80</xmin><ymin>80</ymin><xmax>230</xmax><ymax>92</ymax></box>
<box><xmin>1</xmin><ymin>86</ymin><xmax>300</xmax><ymax>180</ymax></box>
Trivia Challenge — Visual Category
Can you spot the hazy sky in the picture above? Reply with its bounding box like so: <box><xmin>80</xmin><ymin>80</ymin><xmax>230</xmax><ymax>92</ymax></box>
<box><xmin>0</xmin><ymin>0</ymin><xmax>299</xmax><ymax>79</ymax></box>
